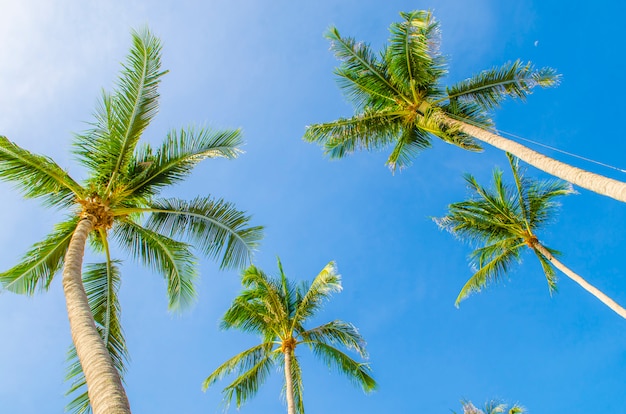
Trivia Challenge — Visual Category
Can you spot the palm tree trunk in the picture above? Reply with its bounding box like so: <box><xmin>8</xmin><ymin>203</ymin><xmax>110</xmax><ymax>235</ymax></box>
<box><xmin>533</xmin><ymin>243</ymin><xmax>626</xmax><ymax>319</ymax></box>
<box><xmin>62</xmin><ymin>218</ymin><xmax>131</xmax><ymax>414</ymax></box>
<box><xmin>283</xmin><ymin>348</ymin><xmax>296</xmax><ymax>414</ymax></box>
<box><xmin>444</xmin><ymin>115</ymin><xmax>626</xmax><ymax>203</ymax></box>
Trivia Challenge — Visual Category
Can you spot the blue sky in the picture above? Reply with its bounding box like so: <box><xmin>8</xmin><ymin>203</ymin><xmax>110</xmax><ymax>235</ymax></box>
<box><xmin>1</xmin><ymin>0</ymin><xmax>625</xmax><ymax>412</ymax></box>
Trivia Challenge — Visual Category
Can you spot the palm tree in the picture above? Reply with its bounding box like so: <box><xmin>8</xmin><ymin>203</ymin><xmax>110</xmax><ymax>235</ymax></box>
<box><xmin>457</xmin><ymin>400</ymin><xmax>524</xmax><ymax>414</ymax></box>
<box><xmin>0</xmin><ymin>29</ymin><xmax>263</xmax><ymax>414</ymax></box>
<box><xmin>202</xmin><ymin>259</ymin><xmax>376</xmax><ymax>414</ymax></box>
<box><xmin>303</xmin><ymin>10</ymin><xmax>626</xmax><ymax>203</ymax></box>
<box><xmin>435</xmin><ymin>153</ymin><xmax>626</xmax><ymax>318</ymax></box>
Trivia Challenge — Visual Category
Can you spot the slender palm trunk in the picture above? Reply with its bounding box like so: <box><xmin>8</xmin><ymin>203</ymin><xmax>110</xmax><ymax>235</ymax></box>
<box><xmin>533</xmin><ymin>243</ymin><xmax>626</xmax><ymax>319</ymax></box>
<box><xmin>445</xmin><ymin>116</ymin><xmax>626</xmax><ymax>203</ymax></box>
<box><xmin>283</xmin><ymin>348</ymin><xmax>296</xmax><ymax>414</ymax></box>
<box><xmin>62</xmin><ymin>218</ymin><xmax>131</xmax><ymax>414</ymax></box>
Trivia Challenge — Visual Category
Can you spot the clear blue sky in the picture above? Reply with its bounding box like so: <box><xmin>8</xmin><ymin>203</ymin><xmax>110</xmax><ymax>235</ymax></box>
<box><xmin>1</xmin><ymin>1</ymin><xmax>625</xmax><ymax>412</ymax></box>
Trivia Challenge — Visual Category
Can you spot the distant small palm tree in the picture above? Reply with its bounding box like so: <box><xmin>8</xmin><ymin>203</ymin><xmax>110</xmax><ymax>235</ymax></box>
<box><xmin>435</xmin><ymin>153</ymin><xmax>626</xmax><ymax>318</ymax></box>
<box><xmin>203</xmin><ymin>259</ymin><xmax>376</xmax><ymax>414</ymax></box>
<box><xmin>304</xmin><ymin>10</ymin><xmax>626</xmax><ymax>202</ymax></box>
<box><xmin>0</xmin><ymin>29</ymin><xmax>262</xmax><ymax>413</ymax></box>
<box><xmin>457</xmin><ymin>400</ymin><xmax>524</xmax><ymax>414</ymax></box>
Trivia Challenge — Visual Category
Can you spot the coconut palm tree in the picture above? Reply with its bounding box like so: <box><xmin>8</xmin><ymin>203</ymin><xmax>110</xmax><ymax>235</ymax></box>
<box><xmin>0</xmin><ymin>29</ymin><xmax>262</xmax><ymax>414</ymax></box>
<box><xmin>435</xmin><ymin>153</ymin><xmax>626</xmax><ymax>318</ymax></box>
<box><xmin>202</xmin><ymin>259</ymin><xmax>376</xmax><ymax>414</ymax></box>
<box><xmin>303</xmin><ymin>10</ymin><xmax>626</xmax><ymax>203</ymax></box>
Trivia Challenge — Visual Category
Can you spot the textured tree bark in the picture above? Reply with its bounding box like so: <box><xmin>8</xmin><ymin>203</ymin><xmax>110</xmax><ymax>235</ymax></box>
<box><xmin>283</xmin><ymin>348</ymin><xmax>296</xmax><ymax>414</ymax></box>
<box><xmin>446</xmin><ymin>116</ymin><xmax>626</xmax><ymax>203</ymax></box>
<box><xmin>62</xmin><ymin>218</ymin><xmax>131</xmax><ymax>414</ymax></box>
<box><xmin>533</xmin><ymin>243</ymin><xmax>626</xmax><ymax>319</ymax></box>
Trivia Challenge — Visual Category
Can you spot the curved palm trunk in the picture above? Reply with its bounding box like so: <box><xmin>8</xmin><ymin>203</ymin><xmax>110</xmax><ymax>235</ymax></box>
<box><xmin>445</xmin><ymin>116</ymin><xmax>626</xmax><ymax>203</ymax></box>
<box><xmin>283</xmin><ymin>348</ymin><xmax>296</xmax><ymax>414</ymax></box>
<box><xmin>533</xmin><ymin>243</ymin><xmax>626</xmax><ymax>319</ymax></box>
<box><xmin>62</xmin><ymin>218</ymin><xmax>131</xmax><ymax>414</ymax></box>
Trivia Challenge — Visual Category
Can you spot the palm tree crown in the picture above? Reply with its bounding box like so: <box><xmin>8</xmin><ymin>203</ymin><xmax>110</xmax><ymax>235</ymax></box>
<box><xmin>0</xmin><ymin>29</ymin><xmax>262</xmax><ymax>413</ymax></box>
<box><xmin>457</xmin><ymin>400</ymin><xmax>524</xmax><ymax>414</ymax></box>
<box><xmin>203</xmin><ymin>258</ymin><xmax>376</xmax><ymax>414</ymax></box>
<box><xmin>435</xmin><ymin>153</ymin><xmax>626</xmax><ymax>318</ymax></box>
<box><xmin>304</xmin><ymin>10</ymin><xmax>626</xmax><ymax>202</ymax></box>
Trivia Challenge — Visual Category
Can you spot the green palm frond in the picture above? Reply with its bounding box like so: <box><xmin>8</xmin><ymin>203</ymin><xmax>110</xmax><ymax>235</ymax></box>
<box><xmin>435</xmin><ymin>201</ymin><xmax>516</xmax><ymax>246</ymax></box>
<box><xmin>445</xmin><ymin>60</ymin><xmax>560</xmax><ymax>110</ymax></box>
<box><xmin>121</xmin><ymin>126</ymin><xmax>243</xmax><ymax>199</ymax></box>
<box><xmin>456</xmin><ymin>239</ymin><xmax>524</xmax><ymax>306</ymax></box>
<box><xmin>441</xmin><ymin>172</ymin><xmax>523</xmax><ymax>242</ymax></box>
<box><xmin>326</xmin><ymin>27</ymin><xmax>405</xmax><ymax>110</ymax></box>
<box><xmin>277</xmin><ymin>258</ymin><xmax>298</xmax><ymax>320</ymax></box>
<box><xmin>388</xmin><ymin>10</ymin><xmax>445</xmax><ymax>95</ymax></box>
<box><xmin>221</xmin><ymin>294</ymin><xmax>276</xmax><ymax>337</ymax></box>
<box><xmin>74</xmin><ymin>28</ymin><xmax>166</xmax><ymax>189</ymax></box>
<box><xmin>526</xmin><ymin>179</ymin><xmax>574</xmax><ymax>230</ymax></box>
<box><xmin>0</xmin><ymin>217</ymin><xmax>78</xmax><ymax>294</ymax></box>
<box><xmin>203</xmin><ymin>343</ymin><xmax>277</xmax><ymax>408</ymax></box>
<box><xmin>301</xmin><ymin>320</ymin><xmax>368</xmax><ymax>357</ymax></box>
<box><xmin>303</xmin><ymin>109</ymin><xmax>404</xmax><ymax>159</ymax></box>
<box><xmin>534</xmin><ymin>247</ymin><xmax>558</xmax><ymax>293</ymax></box>
<box><xmin>232</xmin><ymin>265</ymin><xmax>289</xmax><ymax>334</ymax></box>
<box><xmin>309</xmin><ymin>341</ymin><xmax>377</xmax><ymax>392</ymax></box>
<box><xmin>386</xmin><ymin>127</ymin><xmax>432</xmax><ymax>172</ymax></box>
<box><xmin>65</xmin><ymin>259</ymin><xmax>127</xmax><ymax>414</ymax></box>
<box><xmin>414</xmin><ymin>107</ymin><xmax>482</xmax><ymax>152</ymax></box>
<box><xmin>0</xmin><ymin>136</ymin><xmax>83</xmax><ymax>207</ymax></box>
<box><xmin>114</xmin><ymin>219</ymin><xmax>197</xmax><ymax>311</ymax></box>
<box><xmin>291</xmin><ymin>262</ymin><xmax>341</xmax><ymax>330</ymax></box>
<box><xmin>144</xmin><ymin>196</ymin><xmax>262</xmax><ymax>270</ymax></box>
<box><xmin>440</xmin><ymin>100</ymin><xmax>493</xmax><ymax>132</ymax></box>
<box><xmin>506</xmin><ymin>152</ymin><xmax>574</xmax><ymax>230</ymax></box>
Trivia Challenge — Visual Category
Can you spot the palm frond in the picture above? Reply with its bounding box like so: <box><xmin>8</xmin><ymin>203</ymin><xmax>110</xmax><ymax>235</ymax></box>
<box><xmin>304</xmin><ymin>109</ymin><xmax>403</xmax><ymax>159</ymax></box>
<box><xmin>291</xmin><ymin>262</ymin><xmax>341</xmax><ymax>330</ymax></box>
<box><xmin>532</xmin><ymin>243</ymin><xmax>559</xmax><ymax>294</ymax></box>
<box><xmin>325</xmin><ymin>27</ymin><xmax>404</xmax><ymax>110</ymax></box>
<box><xmin>65</xmin><ymin>259</ymin><xmax>127</xmax><ymax>414</ymax></box>
<box><xmin>202</xmin><ymin>343</ymin><xmax>277</xmax><ymax>409</ymax></box>
<box><xmin>301</xmin><ymin>320</ymin><xmax>368</xmax><ymax>358</ymax></box>
<box><xmin>386</xmin><ymin>126</ymin><xmax>432</xmax><ymax>172</ymax></box>
<box><xmin>526</xmin><ymin>178</ymin><xmax>574</xmax><ymax>230</ymax></box>
<box><xmin>435</xmin><ymin>202</ymin><xmax>516</xmax><ymax>246</ymax></box>
<box><xmin>445</xmin><ymin>60</ymin><xmax>560</xmax><ymax>110</ymax></box>
<box><xmin>221</xmin><ymin>294</ymin><xmax>279</xmax><ymax>337</ymax></box>
<box><xmin>388</xmin><ymin>10</ymin><xmax>446</xmax><ymax>95</ymax></box>
<box><xmin>226</xmin><ymin>265</ymin><xmax>289</xmax><ymax>335</ymax></box>
<box><xmin>507</xmin><ymin>153</ymin><xmax>531</xmax><ymax>227</ymax></box>
<box><xmin>456</xmin><ymin>239</ymin><xmax>523</xmax><ymax>306</ymax></box>
<box><xmin>440</xmin><ymin>100</ymin><xmax>493</xmax><ymax>132</ymax></box>
<box><xmin>277</xmin><ymin>257</ymin><xmax>298</xmax><ymax>320</ymax></box>
<box><xmin>0</xmin><ymin>136</ymin><xmax>83</xmax><ymax>207</ymax></box>
<box><xmin>309</xmin><ymin>341</ymin><xmax>377</xmax><ymax>392</ymax></box>
<box><xmin>74</xmin><ymin>28</ymin><xmax>166</xmax><ymax>190</ymax></box>
<box><xmin>121</xmin><ymin>126</ymin><xmax>243</xmax><ymax>200</ymax></box>
<box><xmin>145</xmin><ymin>196</ymin><xmax>262</xmax><ymax>270</ymax></box>
<box><xmin>113</xmin><ymin>219</ymin><xmax>197</xmax><ymax>311</ymax></box>
<box><xmin>439</xmin><ymin>171</ymin><xmax>525</xmax><ymax>243</ymax></box>
<box><xmin>415</xmin><ymin>107</ymin><xmax>482</xmax><ymax>152</ymax></box>
<box><xmin>0</xmin><ymin>217</ymin><xmax>78</xmax><ymax>294</ymax></box>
